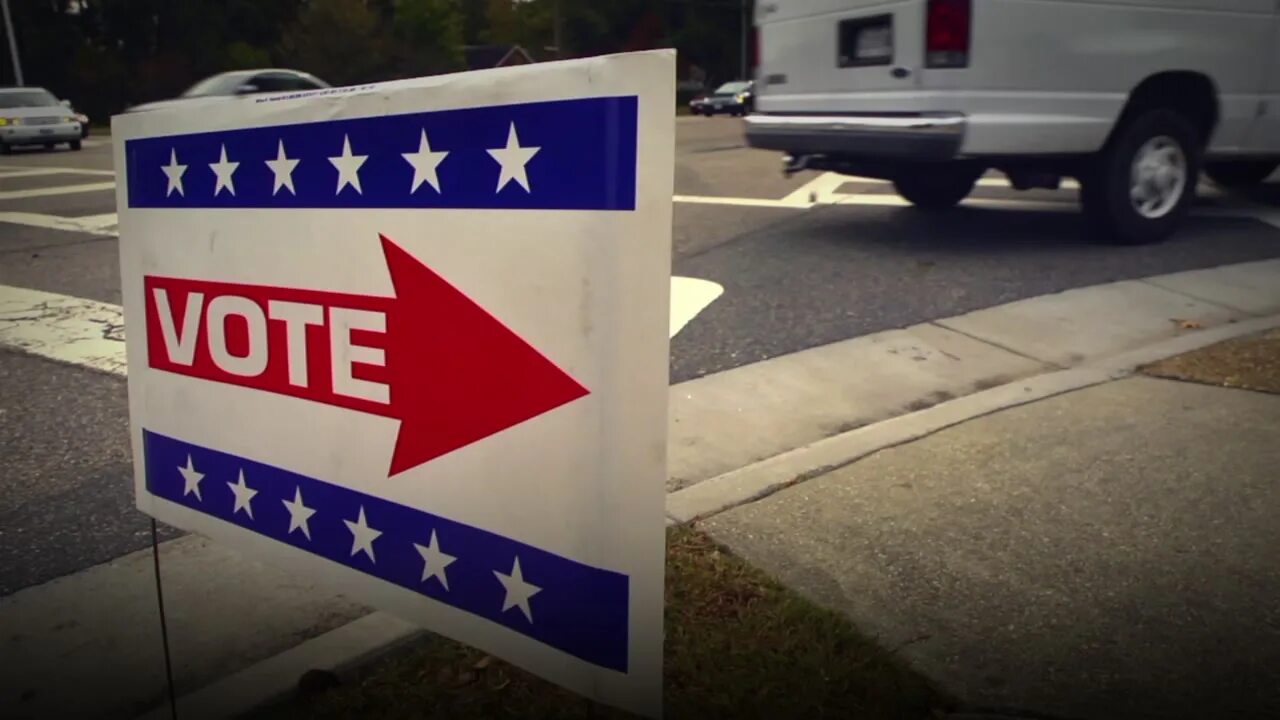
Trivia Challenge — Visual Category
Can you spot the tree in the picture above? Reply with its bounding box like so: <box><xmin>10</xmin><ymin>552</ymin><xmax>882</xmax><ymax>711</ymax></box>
<box><xmin>389</xmin><ymin>0</ymin><xmax>464</xmax><ymax>77</ymax></box>
<box><xmin>0</xmin><ymin>0</ymin><xmax>753</xmax><ymax>118</ymax></box>
<box><xmin>278</xmin><ymin>0</ymin><xmax>395</xmax><ymax>86</ymax></box>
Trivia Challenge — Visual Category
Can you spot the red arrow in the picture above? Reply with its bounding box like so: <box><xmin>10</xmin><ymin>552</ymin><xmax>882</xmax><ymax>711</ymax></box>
<box><xmin>144</xmin><ymin>234</ymin><xmax>589</xmax><ymax>476</ymax></box>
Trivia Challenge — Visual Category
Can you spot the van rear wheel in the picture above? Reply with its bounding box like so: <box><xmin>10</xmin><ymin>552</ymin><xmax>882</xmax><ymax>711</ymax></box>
<box><xmin>1081</xmin><ymin>108</ymin><xmax>1200</xmax><ymax>245</ymax></box>
<box><xmin>892</xmin><ymin>167</ymin><xmax>981</xmax><ymax>209</ymax></box>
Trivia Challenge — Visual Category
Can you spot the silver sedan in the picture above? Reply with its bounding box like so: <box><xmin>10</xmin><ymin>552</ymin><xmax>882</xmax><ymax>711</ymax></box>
<box><xmin>0</xmin><ymin>87</ymin><xmax>83</xmax><ymax>153</ymax></box>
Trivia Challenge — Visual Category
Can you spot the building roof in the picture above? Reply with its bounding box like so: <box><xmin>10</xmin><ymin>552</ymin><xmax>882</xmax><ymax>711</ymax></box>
<box><xmin>463</xmin><ymin>45</ymin><xmax>535</xmax><ymax>70</ymax></box>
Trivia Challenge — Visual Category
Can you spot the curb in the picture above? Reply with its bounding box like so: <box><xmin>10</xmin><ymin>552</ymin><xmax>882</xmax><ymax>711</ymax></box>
<box><xmin>664</xmin><ymin>312</ymin><xmax>1280</xmax><ymax>524</ymax></box>
<box><xmin>135</xmin><ymin>612</ymin><xmax>422</xmax><ymax>720</ymax></box>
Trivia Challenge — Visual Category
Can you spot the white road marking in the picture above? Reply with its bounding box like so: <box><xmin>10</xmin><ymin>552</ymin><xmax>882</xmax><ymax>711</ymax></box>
<box><xmin>683</xmin><ymin>171</ymin><xmax>1083</xmax><ymax>210</ymax></box>
<box><xmin>0</xmin><ymin>168</ymin><xmax>85</xmax><ymax>180</ymax></box>
<box><xmin>673</xmin><ymin>194</ymin><xmax>803</xmax><ymax>209</ymax></box>
<box><xmin>0</xmin><ymin>285</ymin><xmax>126</xmax><ymax>375</ymax></box>
<box><xmin>0</xmin><ymin>212</ymin><xmax>119</xmax><ymax>236</ymax></box>
<box><xmin>0</xmin><ymin>276</ymin><xmax>724</xmax><ymax>376</ymax></box>
<box><xmin>780</xmin><ymin>172</ymin><xmax>847</xmax><ymax>207</ymax></box>
<box><xmin>675</xmin><ymin>171</ymin><xmax>1239</xmax><ymax>218</ymax></box>
<box><xmin>0</xmin><ymin>185</ymin><xmax>1263</xmax><ymax>236</ymax></box>
<box><xmin>0</xmin><ymin>165</ymin><xmax>115</xmax><ymax>177</ymax></box>
<box><xmin>73</xmin><ymin>212</ymin><xmax>120</xmax><ymax>229</ymax></box>
<box><xmin>670</xmin><ymin>277</ymin><xmax>724</xmax><ymax>338</ymax></box>
<box><xmin>0</xmin><ymin>181</ymin><xmax>116</xmax><ymax>200</ymax></box>
<box><xmin>830</xmin><ymin>194</ymin><xmax>1078</xmax><ymax>212</ymax></box>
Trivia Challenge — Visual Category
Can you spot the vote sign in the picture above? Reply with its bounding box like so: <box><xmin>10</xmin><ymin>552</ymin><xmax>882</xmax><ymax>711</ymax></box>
<box><xmin>115</xmin><ymin>51</ymin><xmax>673</xmax><ymax>716</ymax></box>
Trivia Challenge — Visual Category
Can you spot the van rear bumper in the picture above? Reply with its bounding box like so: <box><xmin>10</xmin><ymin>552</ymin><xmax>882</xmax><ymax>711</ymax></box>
<box><xmin>743</xmin><ymin>113</ymin><xmax>966</xmax><ymax>160</ymax></box>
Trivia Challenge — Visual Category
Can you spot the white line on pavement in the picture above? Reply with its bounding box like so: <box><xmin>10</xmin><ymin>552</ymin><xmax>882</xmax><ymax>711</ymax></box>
<box><xmin>0</xmin><ymin>181</ymin><xmax>116</xmax><ymax>200</ymax></box>
<box><xmin>673</xmin><ymin>194</ymin><xmax>804</xmax><ymax>209</ymax></box>
<box><xmin>670</xmin><ymin>277</ymin><xmax>724</xmax><ymax>338</ymax></box>
<box><xmin>672</xmin><ymin>191</ymin><xmax>1078</xmax><ymax>212</ymax></box>
<box><xmin>0</xmin><ymin>168</ymin><xmax>84</xmax><ymax>180</ymax></box>
<box><xmin>69</xmin><ymin>212</ymin><xmax>120</xmax><ymax>230</ymax></box>
<box><xmin>779</xmin><ymin>172</ymin><xmax>847</xmax><ymax>207</ymax></box>
<box><xmin>0</xmin><ymin>211</ymin><xmax>119</xmax><ymax>236</ymax></box>
<box><xmin>0</xmin><ymin>165</ymin><xmax>115</xmax><ymax>177</ymax></box>
<box><xmin>0</xmin><ymin>285</ymin><xmax>126</xmax><ymax>375</ymax></box>
<box><xmin>0</xmin><ymin>195</ymin><xmax>1264</xmax><ymax>235</ymax></box>
<box><xmin>0</xmin><ymin>277</ymin><xmax>724</xmax><ymax>375</ymax></box>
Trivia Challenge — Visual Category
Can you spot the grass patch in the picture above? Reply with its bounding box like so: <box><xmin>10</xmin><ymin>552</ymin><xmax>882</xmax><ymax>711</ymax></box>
<box><xmin>1142</xmin><ymin>329</ymin><xmax>1280</xmax><ymax>394</ymax></box>
<box><xmin>255</xmin><ymin>526</ymin><xmax>945</xmax><ymax>719</ymax></box>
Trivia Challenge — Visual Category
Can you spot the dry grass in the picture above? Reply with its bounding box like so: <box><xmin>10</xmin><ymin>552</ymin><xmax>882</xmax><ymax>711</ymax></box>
<box><xmin>1142</xmin><ymin>329</ymin><xmax>1280</xmax><ymax>394</ymax></box>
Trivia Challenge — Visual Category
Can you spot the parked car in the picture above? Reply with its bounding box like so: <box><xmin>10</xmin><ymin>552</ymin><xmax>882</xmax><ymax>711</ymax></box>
<box><xmin>690</xmin><ymin>81</ymin><xmax>755</xmax><ymax>116</ymax></box>
<box><xmin>746</xmin><ymin>0</ymin><xmax>1280</xmax><ymax>245</ymax></box>
<box><xmin>126</xmin><ymin>69</ymin><xmax>331</xmax><ymax>113</ymax></box>
<box><xmin>0</xmin><ymin>87</ymin><xmax>83</xmax><ymax>153</ymax></box>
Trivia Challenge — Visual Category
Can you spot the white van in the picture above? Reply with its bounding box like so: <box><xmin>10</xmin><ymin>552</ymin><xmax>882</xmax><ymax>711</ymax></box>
<box><xmin>745</xmin><ymin>0</ymin><xmax>1280</xmax><ymax>244</ymax></box>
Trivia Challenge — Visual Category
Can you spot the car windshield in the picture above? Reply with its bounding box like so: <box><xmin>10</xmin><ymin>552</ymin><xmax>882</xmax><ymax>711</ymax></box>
<box><xmin>0</xmin><ymin>89</ymin><xmax>60</xmax><ymax>108</ymax></box>
<box><xmin>713</xmin><ymin>82</ymin><xmax>750</xmax><ymax>95</ymax></box>
<box><xmin>181</xmin><ymin>73</ymin><xmax>247</xmax><ymax>98</ymax></box>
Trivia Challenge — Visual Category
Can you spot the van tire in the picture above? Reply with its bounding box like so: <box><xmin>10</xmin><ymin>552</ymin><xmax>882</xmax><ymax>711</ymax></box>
<box><xmin>1205</xmin><ymin>160</ymin><xmax>1278</xmax><ymax>188</ymax></box>
<box><xmin>893</xmin><ymin>167</ymin><xmax>981</xmax><ymax>209</ymax></box>
<box><xmin>1081</xmin><ymin>109</ymin><xmax>1200</xmax><ymax>245</ymax></box>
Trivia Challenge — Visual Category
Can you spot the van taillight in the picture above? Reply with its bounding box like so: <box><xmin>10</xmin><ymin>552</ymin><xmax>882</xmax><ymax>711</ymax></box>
<box><xmin>925</xmin><ymin>0</ymin><xmax>970</xmax><ymax>68</ymax></box>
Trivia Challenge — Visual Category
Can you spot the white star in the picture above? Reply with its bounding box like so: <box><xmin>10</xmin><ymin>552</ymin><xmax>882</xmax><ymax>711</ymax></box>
<box><xmin>413</xmin><ymin>530</ymin><xmax>457</xmax><ymax>590</ymax></box>
<box><xmin>177</xmin><ymin>454</ymin><xmax>204</xmax><ymax>501</ymax></box>
<box><xmin>162</xmin><ymin>149</ymin><xmax>186</xmax><ymax>197</ymax></box>
<box><xmin>281</xmin><ymin>487</ymin><xmax>316</xmax><ymax>540</ymax></box>
<box><xmin>344</xmin><ymin>506</ymin><xmax>381</xmax><ymax>562</ymax></box>
<box><xmin>486</xmin><ymin>122</ymin><xmax>540</xmax><ymax>193</ymax></box>
<box><xmin>265</xmin><ymin>140</ymin><xmax>300</xmax><ymax>196</ymax></box>
<box><xmin>494</xmin><ymin>556</ymin><xmax>542</xmax><ymax>622</ymax></box>
<box><xmin>209</xmin><ymin>144</ymin><xmax>239</xmax><ymax>196</ymax></box>
<box><xmin>328</xmin><ymin>134</ymin><xmax>367</xmax><ymax>195</ymax></box>
<box><xmin>402</xmin><ymin>129</ymin><xmax>449</xmax><ymax>194</ymax></box>
<box><xmin>227</xmin><ymin>470</ymin><xmax>258</xmax><ymax>520</ymax></box>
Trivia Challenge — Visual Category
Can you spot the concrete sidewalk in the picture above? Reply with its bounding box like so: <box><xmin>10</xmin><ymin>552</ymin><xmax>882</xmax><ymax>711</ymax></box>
<box><xmin>704</xmin><ymin>376</ymin><xmax>1280</xmax><ymax>720</ymax></box>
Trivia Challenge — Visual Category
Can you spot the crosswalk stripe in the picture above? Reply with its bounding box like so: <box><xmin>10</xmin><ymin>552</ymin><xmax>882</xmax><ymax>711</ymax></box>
<box><xmin>0</xmin><ymin>212</ymin><xmax>118</xmax><ymax>236</ymax></box>
<box><xmin>0</xmin><ymin>285</ymin><xmax>126</xmax><ymax>375</ymax></box>
<box><xmin>0</xmin><ymin>181</ymin><xmax>116</xmax><ymax>200</ymax></box>
<box><xmin>0</xmin><ymin>276</ymin><xmax>723</xmax><ymax>377</ymax></box>
<box><xmin>0</xmin><ymin>165</ymin><xmax>115</xmax><ymax>177</ymax></box>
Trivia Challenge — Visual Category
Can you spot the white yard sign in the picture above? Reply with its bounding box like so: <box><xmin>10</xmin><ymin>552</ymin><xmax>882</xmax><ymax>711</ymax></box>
<box><xmin>114</xmin><ymin>51</ymin><xmax>673</xmax><ymax>716</ymax></box>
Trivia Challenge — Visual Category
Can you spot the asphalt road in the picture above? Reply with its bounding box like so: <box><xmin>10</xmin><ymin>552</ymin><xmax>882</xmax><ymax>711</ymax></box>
<box><xmin>2</xmin><ymin>117</ymin><xmax>1279</xmax><ymax>597</ymax></box>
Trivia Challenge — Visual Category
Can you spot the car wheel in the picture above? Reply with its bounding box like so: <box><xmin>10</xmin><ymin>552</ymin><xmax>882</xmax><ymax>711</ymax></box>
<box><xmin>892</xmin><ymin>167</ymin><xmax>982</xmax><ymax>209</ymax></box>
<box><xmin>0</xmin><ymin>143</ymin><xmax>10</xmax><ymax>155</ymax></box>
<box><xmin>1081</xmin><ymin>108</ymin><xmax>1200</xmax><ymax>245</ymax></box>
<box><xmin>1204</xmin><ymin>160</ymin><xmax>1278</xmax><ymax>188</ymax></box>
<box><xmin>70</xmin><ymin>140</ymin><xmax>82</xmax><ymax>151</ymax></box>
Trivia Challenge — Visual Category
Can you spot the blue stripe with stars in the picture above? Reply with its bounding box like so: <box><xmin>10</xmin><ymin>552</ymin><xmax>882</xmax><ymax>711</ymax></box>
<box><xmin>143</xmin><ymin>429</ymin><xmax>630</xmax><ymax>672</ymax></box>
<box><xmin>125</xmin><ymin>96</ymin><xmax>638</xmax><ymax>211</ymax></box>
